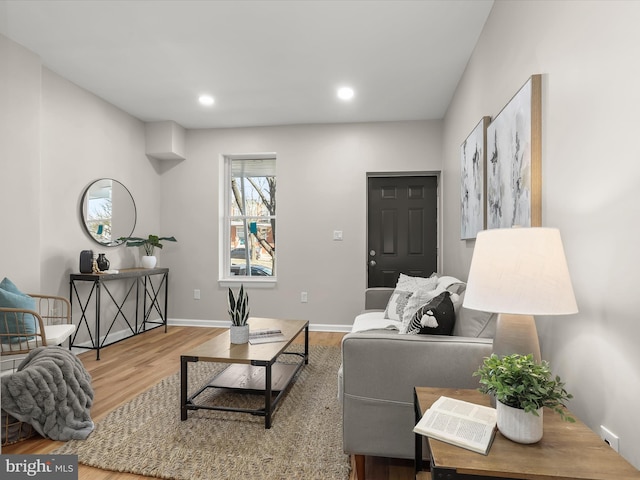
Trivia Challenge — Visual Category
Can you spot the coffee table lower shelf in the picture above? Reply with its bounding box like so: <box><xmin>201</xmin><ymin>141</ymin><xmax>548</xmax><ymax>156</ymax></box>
<box><xmin>181</xmin><ymin>353</ymin><xmax>306</xmax><ymax>429</ymax></box>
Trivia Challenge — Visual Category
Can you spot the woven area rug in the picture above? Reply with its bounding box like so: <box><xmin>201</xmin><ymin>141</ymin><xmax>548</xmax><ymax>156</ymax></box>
<box><xmin>53</xmin><ymin>345</ymin><xmax>350</xmax><ymax>480</ymax></box>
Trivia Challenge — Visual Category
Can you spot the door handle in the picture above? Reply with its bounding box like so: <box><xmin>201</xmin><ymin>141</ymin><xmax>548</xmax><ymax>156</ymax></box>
<box><xmin>369</xmin><ymin>260</ymin><xmax>377</xmax><ymax>267</ymax></box>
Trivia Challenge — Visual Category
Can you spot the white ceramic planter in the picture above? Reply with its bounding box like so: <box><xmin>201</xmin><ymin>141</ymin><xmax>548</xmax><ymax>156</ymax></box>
<box><xmin>141</xmin><ymin>255</ymin><xmax>157</xmax><ymax>269</ymax></box>
<box><xmin>496</xmin><ymin>401</ymin><xmax>543</xmax><ymax>444</ymax></box>
<box><xmin>230</xmin><ymin>324</ymin><xmax>250</xmax><ymax>344</ymax></box>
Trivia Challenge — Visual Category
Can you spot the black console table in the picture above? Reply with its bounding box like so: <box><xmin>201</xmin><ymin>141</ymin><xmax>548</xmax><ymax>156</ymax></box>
<box><xmin>69</xmin><ymin>268</ymin><xmax>169</xmax><ymax>359</ymax></box>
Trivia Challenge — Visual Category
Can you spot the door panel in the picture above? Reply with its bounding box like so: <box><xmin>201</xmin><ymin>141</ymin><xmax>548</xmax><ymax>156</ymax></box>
<box><xmin>367</xmin><ymin>175</ymin><xmax>438</xmax><ymax>288</ymax></box>
<box><xmin>381</xmin><ymin>210</ymin><xmax>397</xmax><ymax>254</ymax></box>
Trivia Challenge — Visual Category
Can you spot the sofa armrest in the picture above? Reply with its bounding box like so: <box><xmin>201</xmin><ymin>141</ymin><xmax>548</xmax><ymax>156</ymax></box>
<box><xmin>341</xmin><ymin>331</ymin><xmax>493</xmax><ymax>459</ymax></box>
<box><xmin>341</xmin><ymin>332</ymin><xmax>492</xmax><ymax>402</ymax></box>
<box><xmin>364</xmin><ymin>287</ymin><xmax>394</xmax><ymax>310</ymax></box>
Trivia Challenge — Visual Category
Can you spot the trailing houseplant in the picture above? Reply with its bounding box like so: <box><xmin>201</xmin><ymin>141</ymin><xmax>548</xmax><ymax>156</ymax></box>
<box><xmin>228</xmin><ymin>284</ymin><xmax>250</xmax><ymax>343</ymax></box>
<box><xmin>474</xmin><ymin>353</ymin><xmax>574</xmax><ymax>443</ymax></box>
<box><xmin>118</xmin><ymin>234</ymin><xmax>177</xmax><ymax>256</ymax></box>
<box><xmin>118</xmin><ymin>234</ymin><xmax>177</xmax><ymax>268</ymax></box>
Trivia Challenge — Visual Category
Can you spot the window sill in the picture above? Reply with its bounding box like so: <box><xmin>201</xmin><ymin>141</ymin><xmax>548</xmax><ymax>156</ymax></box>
<box><xmin>218</xmin><ymin>277</ymin><xmax>277</xmax><ymax>289</ymax></box>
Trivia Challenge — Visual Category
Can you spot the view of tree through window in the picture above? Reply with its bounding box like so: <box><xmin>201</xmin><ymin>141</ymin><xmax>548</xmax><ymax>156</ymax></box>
<box><xmin>228</xmin><ymin>156</ymin><xmax>276</xmax><ymax>277</ymax></box>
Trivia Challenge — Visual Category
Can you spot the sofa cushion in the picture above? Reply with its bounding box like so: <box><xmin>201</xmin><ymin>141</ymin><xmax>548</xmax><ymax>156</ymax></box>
<box><xmin>453</xmin><ymin>305</ymin><xmax>497</xmax><ymax>338</ymax></box>
<box><xmin>406</xmin><ymin>291</ymin><xmax>455</xmax><ymax>335</ymax></box>
<box><xmin>0</xmin><ymin>279</ymin><xmax>37</xmax><ymax>342</ymax></box>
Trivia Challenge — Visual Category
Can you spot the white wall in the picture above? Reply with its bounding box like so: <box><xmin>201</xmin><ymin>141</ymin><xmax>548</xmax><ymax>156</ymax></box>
<box><xmin>442</xmin><ymin>0</ymin><xmax>640</xmax><ymax>467</ymax></box>
<box><xmin>161</xmin><ymin>120</ymin><xmax>442</xmax><ymax>328</ymax></box>
<box><xmin>0</xmin><ymin>33</ymin><xmax>162</xmax><ymax>342</ymax></box>
<box><xmin>40</xmin><ymin>68</ymin><xmax>162</xmax><ymax>293</ymax></box>
<box><xmin>0</xmin><ymin>35</ymin><xmax>41</xmax><ymax>292</ymax></box>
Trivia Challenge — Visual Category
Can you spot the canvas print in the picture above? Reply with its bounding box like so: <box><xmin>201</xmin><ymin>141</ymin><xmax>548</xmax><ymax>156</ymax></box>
<box><xmin>486</xmin><ymin>75</ymin><xmax>541</xmax><ymax>229</ymax></box>
<box><xmin>460</xmin><ymin>116</ymin><xmax>490</xmax><ymax>239</ymax></box>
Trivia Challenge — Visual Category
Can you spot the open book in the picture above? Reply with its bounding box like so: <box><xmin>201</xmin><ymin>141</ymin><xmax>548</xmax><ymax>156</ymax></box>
<box><xmin>413</xmin><ymin>395</ymin><xmax>497</xmax><ymax>455</ymax></box>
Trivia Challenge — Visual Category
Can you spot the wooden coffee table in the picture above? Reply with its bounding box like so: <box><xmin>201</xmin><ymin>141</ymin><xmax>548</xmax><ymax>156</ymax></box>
<box><xmin>180</xmin><ymin>317</ymin><xmax>308</xmax><ymax>428</ymax></box>
<box><xmin>414</xmin><ymin>387</ymin><xmax>640</xmax><ymax>480</ymax></box>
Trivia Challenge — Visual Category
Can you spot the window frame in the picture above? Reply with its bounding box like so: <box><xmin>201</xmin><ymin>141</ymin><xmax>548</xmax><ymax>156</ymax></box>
<box><xmin>219</xmin><ymin>152</ymin><xmax>277</xmax><ymax>287</ymax></box>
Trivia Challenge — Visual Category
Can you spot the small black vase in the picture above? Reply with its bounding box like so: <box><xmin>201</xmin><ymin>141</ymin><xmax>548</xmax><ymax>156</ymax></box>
<box><xmin>96</xmin><ymin>253</ymin><xmax>110</xmax><ymax>271</ymax></box>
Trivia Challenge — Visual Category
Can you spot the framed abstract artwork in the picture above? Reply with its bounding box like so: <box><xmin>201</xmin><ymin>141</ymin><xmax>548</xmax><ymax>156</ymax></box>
<box><xmin>460</xmin><ymin>116</ymin><xmax>490</xmax><ymax>239</ymax></box>
<box><xmin>486</xmin><ymin>74</ymin><xmax>542</xmax><ymax>229</ymax></box>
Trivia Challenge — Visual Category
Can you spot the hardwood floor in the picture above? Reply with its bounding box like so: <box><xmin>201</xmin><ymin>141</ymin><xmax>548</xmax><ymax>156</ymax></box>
<box><xmin>2</xmin><ymin>326</ymin><xmax>414</xmax><ymax>480</ymax></box>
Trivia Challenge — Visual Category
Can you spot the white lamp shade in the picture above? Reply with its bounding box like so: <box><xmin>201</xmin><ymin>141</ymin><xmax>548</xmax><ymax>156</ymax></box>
<box><xmin>463</xmin><ymin>228</ymin><xmax>578</xmax><ymax>315</ymax></box>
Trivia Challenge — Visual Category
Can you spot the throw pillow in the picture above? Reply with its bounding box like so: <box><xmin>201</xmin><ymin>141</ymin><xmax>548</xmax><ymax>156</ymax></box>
<box><xmin>383</xmin><ymin>289</ymin><xmax>413</xmax><ymax>321</ymax></box>
<box><xmin>0</xmin><ymin>277</ymin><xmax>23</xmax><ymax>295</ymax></box>
<box><xmin>400</xmin><ymin>286</ymin><xmax>442</xmax><ymax>333</ymax></box>
<box><xmin>406</xmin><ymin>291</ymin><xmax>455</xmax><ymax>335</ymax></box>
<box><xmin>0</xmin><ymin>279</ymin><xmax>37</xmax><ymax>341</ymax></box>
<box><xmin>396</xmin><ymin>273</ymin><xmax>438</xmax><ymax>293</ymax></box>
<box><xmin>384</xmin><ymin>273</ymin><xmax>439</xmax><ymax>321</ymax></box>
<box><xmin>436</xmin><ymin>275</ymin><xmax>466</xmax><ymax>294</ymax></box>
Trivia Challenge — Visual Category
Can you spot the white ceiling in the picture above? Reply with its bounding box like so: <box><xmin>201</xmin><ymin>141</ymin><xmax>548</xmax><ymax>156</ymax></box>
<box><xmin>0</xmin><ymin>0</ymin><xmax>493</xmax><ymax>129</ymax></box>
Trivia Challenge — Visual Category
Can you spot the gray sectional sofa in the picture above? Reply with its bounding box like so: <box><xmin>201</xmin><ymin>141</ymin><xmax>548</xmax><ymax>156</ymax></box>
<box><xmin>339</xmin><ymin>277</ymin><xmax>497</xmax><ymax>479</ymax></box>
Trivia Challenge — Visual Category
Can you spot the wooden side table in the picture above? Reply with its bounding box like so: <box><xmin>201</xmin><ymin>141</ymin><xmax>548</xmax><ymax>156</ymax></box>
<box><xmin>414</xmin><ymin>387</ymin><xmax>640</xmax><ymax>480</ymax></box>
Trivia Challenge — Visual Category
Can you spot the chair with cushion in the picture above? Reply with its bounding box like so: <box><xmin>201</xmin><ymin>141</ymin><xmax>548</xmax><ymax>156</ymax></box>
<box><xmin>1</xmin><ymin>277</ymin><xmax>76</xmax><ymax>446</ymax></box>
<box><xmin>0</xmin><ymin>277</ymin><xmax>75</xmax><ymax>359</ymax></box>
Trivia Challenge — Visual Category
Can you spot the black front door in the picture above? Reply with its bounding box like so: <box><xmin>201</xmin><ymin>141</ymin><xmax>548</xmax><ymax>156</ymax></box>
<box><xmin>367</xmin><ymin>175</ymin><xmax>438</xmax><ymax>287</ymax></box>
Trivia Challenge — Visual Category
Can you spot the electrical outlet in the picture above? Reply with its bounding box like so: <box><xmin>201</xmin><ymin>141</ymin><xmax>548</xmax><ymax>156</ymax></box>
<box><xmin>333</xmin><ymin>230</ymin><xmax>343</xmax><ymax>241</ymax></box>
<box><xmin>194</xmin><ymin>289</ymin><xmax>201</xmax><ymax>300</ymax></box>
<box><xmin>301</xmin><ymin>292</ymin><xmax>308</xmax><ymax>303</ymax></box>
<box><xmin>600</xmin><ymin>425</ymin><xmax>619</xmax><ymax>452</ymax></box>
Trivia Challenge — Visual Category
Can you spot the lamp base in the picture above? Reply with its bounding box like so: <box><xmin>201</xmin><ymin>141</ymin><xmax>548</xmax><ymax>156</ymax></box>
<box><xmin>492</xmin><ymin>313</ymin><xmax>541</xmax><ymax>363</ymax></box>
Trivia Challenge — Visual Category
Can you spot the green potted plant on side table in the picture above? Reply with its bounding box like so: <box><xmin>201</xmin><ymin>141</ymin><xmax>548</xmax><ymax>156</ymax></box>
<box><xmin>228</xmin><ymin>284</ymin><xmax>250</xmax><ymax>344</ymax></box>
<box><xmin>474</xmin><ymin>353</ymin><xmax>574</xmax><ymax>444</ymax></box>
<box><xmin>118</xmin><ymin>234</ymin><xmax>177</xmax><ymax>268</ymax></box>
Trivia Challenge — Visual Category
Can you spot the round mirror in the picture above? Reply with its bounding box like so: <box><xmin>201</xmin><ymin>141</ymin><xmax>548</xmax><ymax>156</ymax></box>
<box><xmin>80</xmin><ymin>178</ymin><xmax>137</xmax><ymax>246</ymax></box>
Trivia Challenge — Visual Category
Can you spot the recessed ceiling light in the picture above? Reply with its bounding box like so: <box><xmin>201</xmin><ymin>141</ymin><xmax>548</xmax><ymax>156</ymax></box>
<box><xmin>337</xmin><ymin>87</ymin><xmax>355</xmax><ymax>101</ymax></box>
<box><xmin>198</xmin><ymin>94</ymin><xmax>215</xmax><ymax>106</ymax></box>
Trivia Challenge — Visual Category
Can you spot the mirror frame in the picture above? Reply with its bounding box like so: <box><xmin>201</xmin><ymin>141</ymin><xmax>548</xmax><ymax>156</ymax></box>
<box><xmin>80</xmin><ymin>178</ymin><xmax>137</xmax><ymax>247</ymax></box>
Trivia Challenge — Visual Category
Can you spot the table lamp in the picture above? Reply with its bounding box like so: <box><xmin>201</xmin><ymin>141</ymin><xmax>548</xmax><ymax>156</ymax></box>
<box><xmin>463</xmin><ymin>227</ymin><xmax>578</xmax><ymax>362</ymax></box>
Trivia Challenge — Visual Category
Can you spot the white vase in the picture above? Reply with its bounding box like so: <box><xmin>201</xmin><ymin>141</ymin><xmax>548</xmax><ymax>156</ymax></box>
<box><xmin>230</xmin><ymin>324</ymin><xmax>249</xmax><ymax>344</ymax></box>
<box><xmin>496</xmin><ymin>401</ymin><xmax>543</xmax><ymax>444</ymax></box>
<box><xmin>141</xmin><ymin>255</ymin><xmax>157</xmax><ymax>269</ymax></box>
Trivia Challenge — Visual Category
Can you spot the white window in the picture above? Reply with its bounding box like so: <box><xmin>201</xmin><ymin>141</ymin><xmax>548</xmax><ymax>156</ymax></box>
<box><xmin>221</xmin><ymin>153</ymin><xmax>276</xmax><ymax>283</ymax></box>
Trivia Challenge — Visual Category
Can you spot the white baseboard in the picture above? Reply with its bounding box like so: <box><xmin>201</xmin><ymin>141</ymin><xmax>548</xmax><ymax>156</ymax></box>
<box><xmin>69</xmin><ymin>319</ymin><xmax>352</xmax><ymax>354</ymax></box>
<box><xmin>168</xmin><ymin>318</ymin><xmax>353</xmax><ymax>333</ymax></box>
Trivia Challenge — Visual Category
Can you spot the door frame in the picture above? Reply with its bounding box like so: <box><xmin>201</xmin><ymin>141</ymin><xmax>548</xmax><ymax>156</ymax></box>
<box><xmin>365</xmin><ymin>171</ymin><xmax>442</xmax><ymax>286</ymax></box>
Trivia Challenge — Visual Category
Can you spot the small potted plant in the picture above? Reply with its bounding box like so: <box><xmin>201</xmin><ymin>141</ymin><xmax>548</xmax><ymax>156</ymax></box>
<box><xmin>228</xmin><ymin>284</ymin><xmax>250</xmax><ymax>344</ymax></box>
<box><xmin>474</xmin><ymin>353</ymin><xmax>574</xmax><ymax>444</ymax></box>
<box><xmin>118</xmin><ymin>234</ymin><xmax>177</xmax><ymax>268</ymax></box>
